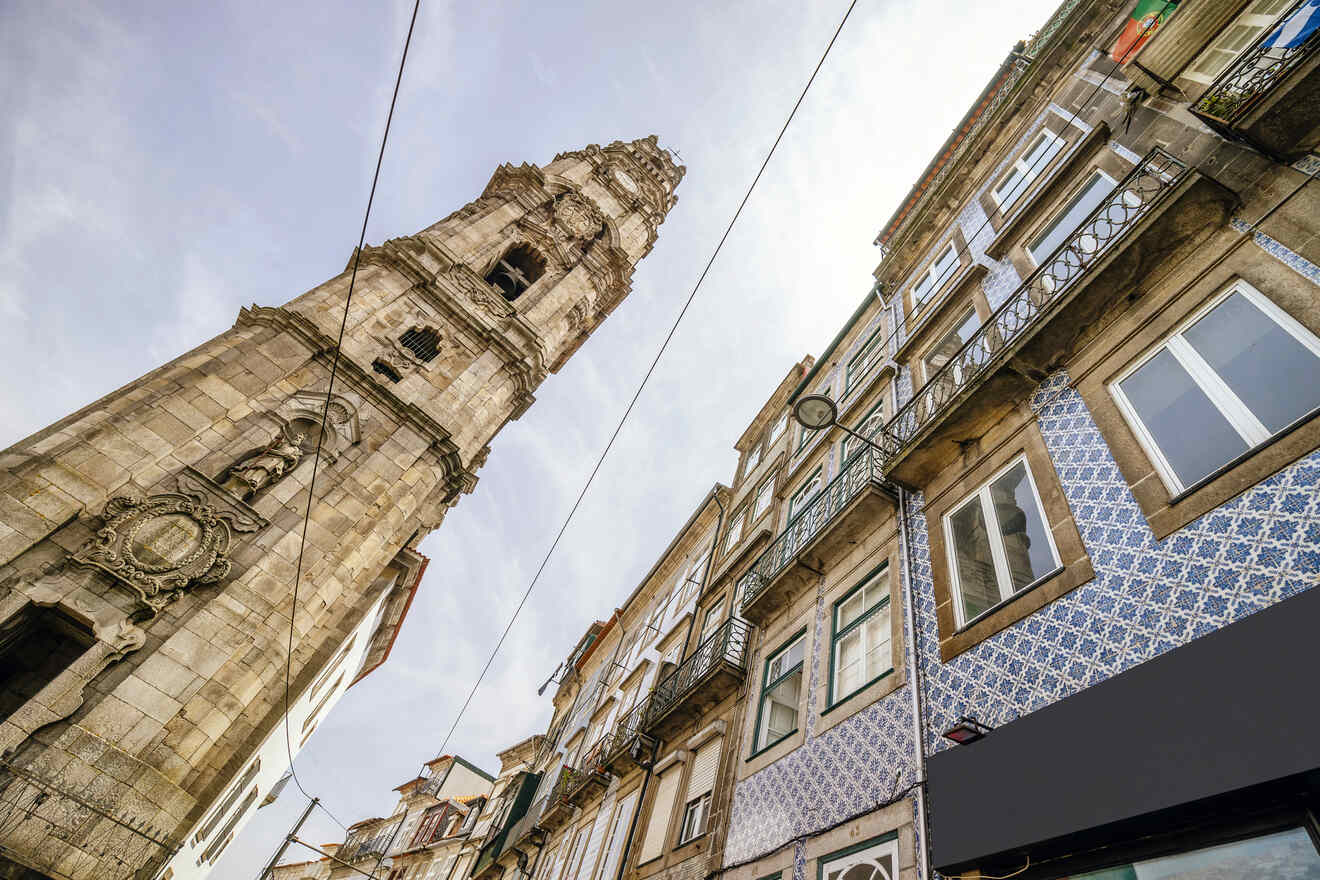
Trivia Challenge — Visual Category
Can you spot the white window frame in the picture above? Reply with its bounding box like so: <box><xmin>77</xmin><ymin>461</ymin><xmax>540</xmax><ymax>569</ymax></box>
<box><xmin>743</xmin><ymin>442</ymin><xmax>762</xmax><ymax>477</ymax></box>
<box><xmin>943</xmin><ymin>454</ymin><xmax>1062</xmax><ymax>628</ymax></box>
<box><xmin>752</xmin><ymin>477</ymin><xmax>775</xmax><ymax>520</ymax></box>
<box><xmin>768</xmin><ymin>411</ymin><xmax>789</xmax><ymax>444</ymax></box>
<box><xmin>1109</xmin><ymin>279</ymin><xmax>1320</xmax><ymax>495</ymax></box>
<box><xmin>991</xmin><ymin>128</ymin><xmax>1065</xmax><ymax>212</ymax></box>
<box><xmin>1185</xmin><ymin>0</ymin><xmax>1295</xmax><ymax>84</ymax></box>
<box><xmin>698</xmin><ymin>599</ymin><xmax>724</xmax><ymax>643</ymax></box>
<box><xmin>1027</xmin><ymin>168</ymin><xmax>1119</xmax><ymax>268</ymax></box>
<box><xmin>820</xmin><ymin>837</ymin><xmax>900</xmax><ymax>880</ymax></box>
<box><xmin>786</xmin><ymin>468</ymin><xmax>823</xmax><ymax>523</ymax></box>
<box><xmin>677</xmin><ymin>792</ymin><xmax>710</xmax><ymax>845</ymax></box>
<box><xmin>910</xmin><ymin>241</ymin><xmax>960</xmax><ymax>308</ymax></box>
<box><xmin>722</xmin><ymin>509</ymin><xmax>746</xmax><ymax>555</ymax></box>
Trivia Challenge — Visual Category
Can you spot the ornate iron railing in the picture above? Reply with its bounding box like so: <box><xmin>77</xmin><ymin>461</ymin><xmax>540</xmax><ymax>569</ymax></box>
<box><xmin>740</xmin><ymin>445</ymin><xmax>889</xmax><ymax>612</ymax></box>
<box><xmin>879</xmin><ymin>147</ymin><xmax>1187</xmax><ymax>461</ymax></box>
<box><xmin>543</xmin><ymin>765</ymin><xmax>576</xmax><ymax>808</ymax></box>
<box><xmin>646</xmin><ymin>618</ymin><xmax>752</xmax><ymax>723</ymax></box>
<box><xmin>599</xmin><ymin>701</ymin><xmax>650</xmax><ymax>764</ymax></box>
<box><xmin>1193</xmin><ymin>0</ymin><xmax>1320</xmax><ymax>130</ymax></box>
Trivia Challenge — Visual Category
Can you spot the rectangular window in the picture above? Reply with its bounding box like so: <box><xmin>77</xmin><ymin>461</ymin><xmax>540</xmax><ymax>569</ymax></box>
<box><xmin>768</xmin><ymin>411</ymin><xmax>789</xmax><ymax>444</ymax></box>
<box><xmin>752</xmin><ymin>477</ymin><xmax>775</xmax><ymax>520</ymax></box>
<box><xmin>911</xmin><ymin>242</ymin><xmax>960</xmax><ymax>307</ymax></box>
<box><xmin>845</xmin><ymin>325</ymin><xmax>887</xmax><ymax>392</ymax></box>
<box><xmin>787</xmin><ymin>469</ymin><xmax>823</xmax><ymax>523</ymax></box>
<box><xmin>1028</xmin><ymin>170</ymin><xmax>1117</xmax><ymax>268</ymax></box>
<box><xmin>820</xmin><ymin>836</ymin><xmax>899</xmax><ymax>880</ymax></box>
<box><xmin>944</xmin><ymin>456</ymin><xmax>1062</xmax><ymax>626</ymax></box>
<box><xmin>1070</xmin><ymin>826</ymin><xmax>1320</xmax><ymax>880</ymax></box>
<box><xmin>743</xmin><ymin>442</ymin><xmax>762</xmax><ymax>476</ymax></box>
<box><xmin>698</xmin><ymin>599</ymin><xmax>724</xmax><ymax>644</ymax></box>
<box><xmin>592</xmin><ymin>793</ymin><xmax>636</xmax><ymax>880</ymax></box>
<box><xmin>755</xmin><ymin>632</ymin><xmax>805</xmax><ymax>751</ymax></box>
<box><xmin>637</xmin><ymin>765</ymin><xmax>680</xmax><ymax>863</ymax></box>
<box><xmin>829</xmin><ymin>567</ymin><xmax>892</xmax><ymax>705</ymax></box>
<box><xmin>992</xmin><ymin>128</ymin><xmax>1065</xmax><ymax>212</ymax></box>
<box><xmin>677</xmin><ymin>793</ymin><xmax>710</xmax><ymax>845</ymax></box>
<box><xmin>923</xmin><ymin>309</ymin><xmax>981</xmax><ymax>386</ymax></box>
<box><xmin>722</xmin><ymin>509</ymin><xmax>746</xmax><ymax>555</ymax></box>
<box><xmin>842</xmin><ymin>401</ymin><xmax>886</xmax><ymax>463</ymax></box>
<box><xmin>1185</xmin><ymin>0</ymin><xmax>1294</xmax><ymax>83</ymax></box>
<box><xmin>1110</xmin><ymin>281</ymin><xmax>1320</xmax><ymax>494</ymax></box>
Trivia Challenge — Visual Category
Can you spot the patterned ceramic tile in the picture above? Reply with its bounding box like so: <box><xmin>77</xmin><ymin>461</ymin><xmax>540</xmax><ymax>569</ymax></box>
<box><xmin>1230</xmin><ymin>217</ymin><xmax>1320</xmax><ymax>286</ymax></box>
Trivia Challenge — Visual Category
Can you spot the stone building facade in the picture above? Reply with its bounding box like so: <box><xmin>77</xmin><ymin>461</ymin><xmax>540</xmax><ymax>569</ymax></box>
<box><xmin>0</xmin><ymin>135</ymin><xmax>684</xmax><ymax>880</ymax></box>
<box><xmin>323</xmin><ymin>2</ymin><xmax>1320</xmax><ymax>880</ymax></box>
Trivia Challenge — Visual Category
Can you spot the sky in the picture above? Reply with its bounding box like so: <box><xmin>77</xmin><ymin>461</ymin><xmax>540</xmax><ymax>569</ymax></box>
<box><xmin>2</xmin><ymin>0</ymin><xmax>1062</xmax><ymax>875</ymax></box>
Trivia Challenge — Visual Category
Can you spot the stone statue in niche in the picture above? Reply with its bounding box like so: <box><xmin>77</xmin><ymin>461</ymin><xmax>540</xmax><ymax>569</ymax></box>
<box><xmin>219</xmin><ymin>430</ymin><xmax>306</xmax><ymax>500</ymax></box>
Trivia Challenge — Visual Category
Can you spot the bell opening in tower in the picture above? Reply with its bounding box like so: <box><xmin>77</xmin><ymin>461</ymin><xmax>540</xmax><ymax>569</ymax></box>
<box><xmin>484</xmin><ymin>244</ymin><xmax>546</xmax><ymax>301</ymax></box>
<box><xmin>0</xmin><ymin>605</ymin><xmax>95</xmax><ymax>724</ymax></box>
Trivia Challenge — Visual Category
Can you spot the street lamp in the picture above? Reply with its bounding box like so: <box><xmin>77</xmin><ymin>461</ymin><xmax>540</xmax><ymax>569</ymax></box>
<box><xmin>792</xmin><ymin>394</ymin><xmax>887</xmax><ymax>456</ymax></box>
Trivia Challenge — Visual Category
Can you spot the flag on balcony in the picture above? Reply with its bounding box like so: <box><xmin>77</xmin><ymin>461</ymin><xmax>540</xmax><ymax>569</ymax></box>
<box><xmin>1110</xmin><ymin>0</ymin><xmax>1178</xmax><ymax>63</ymax></box>
<box><xmin>1264</xmin><ymin>0</ymin><xmax>1320</xmax><ymax>49</ymax></box>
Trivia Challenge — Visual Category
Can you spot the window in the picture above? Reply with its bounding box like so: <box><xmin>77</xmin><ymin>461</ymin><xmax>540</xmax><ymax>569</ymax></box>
<box><xmin>944</xmin><ymin>456</ymin><xmax>1062</xmax><ymax>626</ymax></box>
<box><xmin>698</xmin><ymin>599</ymin><xmax>724</xmax><ymax>644</ymax></box>
<box><xmin>787</xmin><ymin>469</ymin><xmax>823</xmax><ymax>523</ymax></box>
<box><xmin>677</xmin><ymin>737</ymin><xmax>721</xmax><ymax>845</ymax></box>
<box><xmin>484</xmin><ymin>243</ymin><xmax>546</xmax><ymax>301</ymax></box>
<box><xmin>723</xmin><ymin>509</ymin><xmax>746</xmax><ymax>555</ymax></box>
<box><xmin>911</xmin><ymin>242</ymin><xmax>960</xmax><ymax>307</ymax></box>
<box><xmin>743</xmin><ymin>442</ymin><xmax>762</xmax><ymax>476</ymax></box>
<box><xmin>798</xmin><ymin>384</ymin><xmax>832</xmax><ymax>450</ymax></box>
<box><xmin>923</xmin><ymin>309</ymin><xmax>981</xmax><ymax>386</ymax></box>
<box><xmin>1073</xmin><ymin>826</ymin><xmax>1320</xmax><ymax>879</ymax></box>
<box><xmin>302</xmin><ymin>673</ymin><xmax>344</xmax><ymax>732</ymax></box>
<box><xmin>637</xmin><ymin>765</ymin><xmax>680</xmax><ymax>863</ymax></box>
<box><xmin>1111</xmin><ymin>281</ymin><xmax>1320</xmax><ymax>494</ymax></box>
<box><xmin>754</xmin><ymin>633</ymin><xmax>805</xmax><ymax>751</ymax></box>
<box><xmin>829</xmin><ymin>567</ymin><xmax>892</xmax><ymax>705</ymax></box>
<box><xmin>818</xmin><ymin>837</ymin><xmax>898</xmax><ymax>880</ymax></box>
<box><xmin>752</xmin><ymin>477</ymin><xmax>775</xmax><ymax>520</ymax></box>
<box><xmin>1185</xmin><ymin>0</ymin><xmax>1294</xmax><ymax>83</ymax></box>
<box><xmin>194</xmin><ymin>758</ymin><xmax>261</xmax><ymax>844</ymax></box>
<box><xmin>842</xmin><ymin>402</ymin><xmax>886</xmax><ymax>463</ymax></box>
<box><xmin>992</xmin><ymin>129</ymin><xmax>1065</xmax><ymax>212</ymax></box>
<box><xmin>400</xmin><ymin>326</ymin><xmax>443</xmax><ymax>362</ymax></box>
<box><xmin>768</xmin><ymin>411</ymin><xmax>789</xmax><ymax>444</ymax></box>
<box><xmin>1028</xmin><ymin>170</ymin><xmax>1119</xmax><ymax>268</ymax></box>
<box><xmin>846</xmin><ymin>325</ymin><xmax>887</xmax><ymax>392</ymax></box>
<box><xmin>678</xmin><ymin>793</ymin><xmax>710</xmax><ymax>845</ymax></box>
<box><xmin>411</xmin><ymin>806</ymin><xmax>449</xmax><ymax>847</ymax></box>
<box><xmin>308</xmin><ymin>636</ymin><xmax>355</xmax><ymax>702</ymax></box>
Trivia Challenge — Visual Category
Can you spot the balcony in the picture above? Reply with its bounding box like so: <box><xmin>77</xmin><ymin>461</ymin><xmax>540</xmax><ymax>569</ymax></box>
<box><xmin>562</xmin><ymin>759</ymin><xmax>610</xmax><ymax>808</ymax></box>
<box><xmin>598</xmin><ymin>703</ymin><xmax>652</xmax><ymax>775</ymax></box>
<box><xmin>1191</xmin><ymin>0</ymin><xmax>1320</xmax><ymax>161</ymax></box>
<box><xmin>740</xmin><ymin>446</ymin><xmax>897</xmax><ymax>624</ymax></box>
<box><xmin>534</xmin><ymin>767</ymin><xmax>576</xmax><ymax>831</ymax></box>
<box><xmin>642</xmin><ymin>618</ymin><xmax>753</xmax><ymax>740</ymax></box>
<box><xmin>879</xmin><ymin>147</ymin><xmax>1237</xmax><ymax>487</ymax></box>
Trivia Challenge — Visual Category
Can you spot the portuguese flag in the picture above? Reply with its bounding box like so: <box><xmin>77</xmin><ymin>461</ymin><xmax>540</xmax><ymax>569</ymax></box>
<box><xmin>1110</xmin><ymin>0</ymin><xmax>1178</xmax><ymax>63</ymax></box>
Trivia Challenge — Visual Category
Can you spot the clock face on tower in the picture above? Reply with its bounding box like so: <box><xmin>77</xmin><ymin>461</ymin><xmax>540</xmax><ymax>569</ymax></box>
<box><xmin>613</xmin><ymin>168</ymin><xmax>639</xmax><ymax>194</ymax></box>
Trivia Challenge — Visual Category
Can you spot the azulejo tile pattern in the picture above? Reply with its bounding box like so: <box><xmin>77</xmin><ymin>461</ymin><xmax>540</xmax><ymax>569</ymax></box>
<box><xmin>1229</xmin><ymin>217</ymin><xmax>1320</xmax><ymax>287</ymax></box>
<box><xmin>913</xmin><ymin>370</ymin><xmax>1320</xmax><ymax>752</ymax></box>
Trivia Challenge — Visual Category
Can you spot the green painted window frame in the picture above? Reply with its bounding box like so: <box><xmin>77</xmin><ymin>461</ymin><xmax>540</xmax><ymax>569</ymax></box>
<box><xmin>815</xmin><ymin>831</ymin><xmax>900</xmax><ymax>880</ymax></box>
<box><xmin>840</xmin><ymin>400</ymin><xmax>886</xmax><ymax>464</ymax></box>
<box><xmin>785</xmin><ymin>467</ymin><xmax>823</xmax><ymax>527</ymax></box>
<box><xmin>825</xmin><ymin>562</ymin><xmax>893</xmax><ymax>711</ymax></box>
<box><xmin>845</xmin><ymin>325</ymin><xmax>886</xmax><ymax>393</ymax></box>
<box><xmin>749</xmin><ymin>628</ymin><xmax>807</xmax><ymax>757</ymax></box>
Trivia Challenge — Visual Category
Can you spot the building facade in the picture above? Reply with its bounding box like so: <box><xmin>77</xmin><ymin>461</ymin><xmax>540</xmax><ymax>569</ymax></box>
<box><xmin>0</xmin><ymin>135</ymin><xmax>684</xmax><ymax>880</ymax></box>
<box><xmin>333</xmin><ymin>3</ymin><xmax>1320</xmax><ymax>880</ymax></box>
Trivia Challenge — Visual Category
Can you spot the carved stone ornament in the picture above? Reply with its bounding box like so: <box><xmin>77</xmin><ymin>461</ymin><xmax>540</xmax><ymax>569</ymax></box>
<box><xmin>220</xmin><ymin>431</ymin><xmax>305</xmax><ymax>500</ymax></box>
<box><xmin>553</xmin><ymin>194</ymin><xmax>603</xmax><ymax>240</ymax></box>
<box><xmin>72</xmin><ymin>493</ymin><xmax>236</xmax><ymax>611</ymax></box>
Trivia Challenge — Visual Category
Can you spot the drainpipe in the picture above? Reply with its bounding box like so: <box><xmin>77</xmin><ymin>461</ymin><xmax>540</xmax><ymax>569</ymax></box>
<box><xmin>896</xmin><ymin>486</ymin><xmax>930</xmax><ymax>880</ymax></box>
<box><xmin>613</xmin><ymin>737</ymin><xmax>660</xmax><ymax>880</ymax></box>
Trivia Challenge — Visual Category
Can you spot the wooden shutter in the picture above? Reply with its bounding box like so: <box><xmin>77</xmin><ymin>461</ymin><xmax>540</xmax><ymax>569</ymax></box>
<box><xmin>593</xmin><ymin>792</ymin><xmax>636</xmax><ymax>880</ymax></box>
<box><xmin>575</xmin><ymin>796</ymin><xmax>614</xmax><ymax>880</ymax></box>
<box><xmin>637</xmin><ymin>768</ymin><xmax>680</xmax><ymax>863</ymax></box>
<box><xmin>683</xmin><ymin>738</ymin><xmax>721</xmax><ymax>803</ymax></box>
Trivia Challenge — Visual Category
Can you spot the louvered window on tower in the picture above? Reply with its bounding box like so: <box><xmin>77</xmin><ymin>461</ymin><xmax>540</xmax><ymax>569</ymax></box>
<box><xmin>484</xmin><ymin>244</ymin><xmax>546</xmax><ymax>301</ymax></box>
<box><xmin>400</xmin><ymin>327</ymin><xmax>442</xmax><ymax>362</ymax></box>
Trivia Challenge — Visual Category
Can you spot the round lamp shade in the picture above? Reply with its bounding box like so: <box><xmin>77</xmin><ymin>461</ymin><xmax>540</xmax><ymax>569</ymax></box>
<box><xmin>793</xmin><ymin>394</ymin><xmax>838</xmax><ymax>430</ymax></box>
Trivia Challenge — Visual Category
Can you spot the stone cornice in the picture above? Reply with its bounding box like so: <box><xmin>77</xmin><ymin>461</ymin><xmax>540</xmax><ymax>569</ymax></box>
<box><xmin>234</xmin><ymin>305</ymin><xmax>474</xmax><ymax>501</ymax></box>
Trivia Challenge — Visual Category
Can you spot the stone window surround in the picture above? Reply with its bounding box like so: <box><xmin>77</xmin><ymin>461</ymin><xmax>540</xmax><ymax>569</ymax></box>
<box><xmin>739</xmin><ymin>610</ymin><xmax>814</xmax><ymax>779</ymax></box>
<box><xmin>802</xmin><ymin>801</ymin><xmax>916</xmax><ymax>880</ymax></box>
<box><xmin>924</xmin><ymin>415</ymin><xmax>1094</xmax><ymax>662</ymax></box>
<box><xmin>978</xmin><ymin>113</ymin><xmax>1099</xmax><ymax>239</ymax></box>
<box><xmin>899</xmin><ymin>271</ymin><xmax>994</xmax><ymax>389</ymax></box>
<box><xmin>1071</xmin><ymin>255</ymin><xmax>1320</xmax><ymax>540</ymax></box>
<box><xmin>814</xmin><ymin>537</ymin><xmax>906</xmax><ymax>738</ymax></box>
<box><xmin>902</xmin><ymin>224</ymin><xmax>973</xmax><ymax>329</ymax></box>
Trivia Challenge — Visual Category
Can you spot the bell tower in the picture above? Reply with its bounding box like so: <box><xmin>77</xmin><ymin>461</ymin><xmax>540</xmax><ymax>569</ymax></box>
<box><xmin>0</xmin><ymin>136</ymin><xmax>683</xmax><ymax>879</ymax></box>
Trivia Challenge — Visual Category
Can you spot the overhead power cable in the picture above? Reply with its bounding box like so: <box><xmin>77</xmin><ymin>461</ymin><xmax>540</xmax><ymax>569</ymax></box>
<box><xmin>433</xmin><ymin>0</ymin><xmax>864</xmax><ymax>758</ymax></box>
<box><xmin>276</xmin><ymin>0</ymin><xmax>425</xmax><ymax>837</ymax></box>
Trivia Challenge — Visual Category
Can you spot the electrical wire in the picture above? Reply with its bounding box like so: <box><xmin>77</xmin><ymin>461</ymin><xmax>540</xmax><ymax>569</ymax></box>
<box><xmin>433</xmin><ymin>0</ymin><xmax>864</xmax><ymax>757</ymax></box>
<box><xmin>277</xmin><ymin>0</ymin><xmax>424</xmax><ymax>830</ymax></box>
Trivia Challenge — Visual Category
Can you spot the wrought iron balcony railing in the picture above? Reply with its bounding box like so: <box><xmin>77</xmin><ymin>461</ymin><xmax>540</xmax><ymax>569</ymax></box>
<box><xmin>600</xmin><ymin>701</ymin><xmax>649</xmax><ymax>765</ymax></box>
<box><xmin>740</xmin><ymin>444</ymin><xmax>889</xmax><ymax>612</ymax></box>
<box><xmin>878</xmin><ymin>147</ymin><xmax>1187</xmax><ymax>463</ymax></box>
<box><xmin>646</xmin><ymin>618</ymin><xmax>752</xmax><ymax>724</ymax></box>
<box><xmin>1192</xmin><ymin>0</ymin><xmax>1320</xmax><ymax>131</ymax></box>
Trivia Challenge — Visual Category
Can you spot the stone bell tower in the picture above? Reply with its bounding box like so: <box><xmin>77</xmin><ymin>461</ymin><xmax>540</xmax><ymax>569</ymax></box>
<box><xmin>0</xmin><ymin>136</ymin><xmax>683</xmax><ymax>879</ymax></box>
